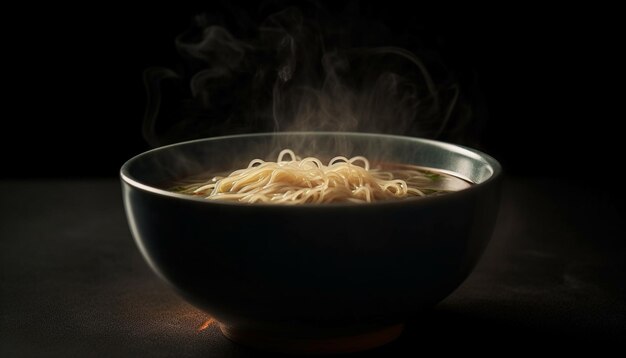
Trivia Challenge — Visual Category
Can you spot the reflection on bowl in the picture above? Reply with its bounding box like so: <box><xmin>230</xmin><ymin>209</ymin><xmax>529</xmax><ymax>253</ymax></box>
<box><xmin>121</xmin><ymin>132</ymin><xmax>501</xmax><ymax>354</ymax></box>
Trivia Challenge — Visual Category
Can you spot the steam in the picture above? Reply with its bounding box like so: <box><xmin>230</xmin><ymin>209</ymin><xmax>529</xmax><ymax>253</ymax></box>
<box><xmin>144</xmin><ymin>6</ymin><xmax>471</xmax><ymax>148</ymax></box>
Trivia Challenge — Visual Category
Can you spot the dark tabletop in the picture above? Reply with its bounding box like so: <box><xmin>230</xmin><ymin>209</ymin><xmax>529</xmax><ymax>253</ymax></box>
<box><xmin>1</xmin><ymin>177</ymin><xmax>624</xmax><ymax>356</ymax></box>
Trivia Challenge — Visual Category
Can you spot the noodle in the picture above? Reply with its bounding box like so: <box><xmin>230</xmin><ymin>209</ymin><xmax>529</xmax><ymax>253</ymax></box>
<box><xmin>172</xmin><ymin>149</ymin><xmax>465</xmax><ymax>204</ymax></box>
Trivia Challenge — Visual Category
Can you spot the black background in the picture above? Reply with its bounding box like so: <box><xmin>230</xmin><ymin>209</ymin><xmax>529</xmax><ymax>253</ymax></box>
<box><xmin>1</xmin><ymin>2</ymin><xmax>624</xmax><ymax>355</ymax></box>
<box><xmin>3</xmin><ymin>1</ymin><xmax>618</xmax><ymax>178</ymax></box>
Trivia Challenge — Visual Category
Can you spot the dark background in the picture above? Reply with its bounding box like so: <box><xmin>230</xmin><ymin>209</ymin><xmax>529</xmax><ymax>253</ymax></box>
<box><xmin>2</xmin><ymin>2</ymin><xmax>624</xmax><ymax>356</ymax></box>
<box><xmin>3</xmin><ymin>1</ymin><xmax>618</xmax><ymax>178</ymax></box>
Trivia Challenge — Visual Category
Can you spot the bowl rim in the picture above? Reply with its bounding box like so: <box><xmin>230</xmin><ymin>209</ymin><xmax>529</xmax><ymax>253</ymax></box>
<box><xmin>120</xmin><ymin>131</ymin><xmax>502</xmax><ymax>208</ymax></box>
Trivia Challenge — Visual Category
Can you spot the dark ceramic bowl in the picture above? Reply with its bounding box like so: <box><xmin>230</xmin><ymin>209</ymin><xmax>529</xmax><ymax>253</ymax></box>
<box><xmin>121</xmin><ymin>132</ymin><xmax>501</xmax><ymax>354</ymax></box>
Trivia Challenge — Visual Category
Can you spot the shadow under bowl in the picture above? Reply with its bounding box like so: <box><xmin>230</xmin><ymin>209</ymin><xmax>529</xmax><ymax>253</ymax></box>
<box><xmin>121</xmin><ymin>132</ymin><xmax>502</xmax><ymax>354</ymax></box>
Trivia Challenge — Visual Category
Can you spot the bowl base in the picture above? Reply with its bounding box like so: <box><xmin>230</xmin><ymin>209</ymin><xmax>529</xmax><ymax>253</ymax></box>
<box><xmin>219</xmin><ymin>322</ymin><xmax>404</xmax><ymax>354</ymax></box>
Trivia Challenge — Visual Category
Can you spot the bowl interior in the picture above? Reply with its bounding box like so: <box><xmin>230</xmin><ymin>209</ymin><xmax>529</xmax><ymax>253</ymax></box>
<box><xmin>122</xmin><ymin>132</ymin><xmax>499</xmax><ymax>192</ymax></box>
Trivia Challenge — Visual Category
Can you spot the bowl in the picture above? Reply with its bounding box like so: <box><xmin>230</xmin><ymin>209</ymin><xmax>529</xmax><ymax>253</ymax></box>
<box><xmin>121</xmin><ymin>132</ymin><xmax>501</xmax><ymax>354</ymax></box>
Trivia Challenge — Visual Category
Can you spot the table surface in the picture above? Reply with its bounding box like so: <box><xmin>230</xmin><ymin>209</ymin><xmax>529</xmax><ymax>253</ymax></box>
<box><xmin>1</xmin><ymin>177</ymin><xmax>624</xmax><ymax>356</ymax></box>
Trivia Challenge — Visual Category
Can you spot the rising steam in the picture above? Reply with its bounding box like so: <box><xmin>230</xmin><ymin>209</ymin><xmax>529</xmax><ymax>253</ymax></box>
<box><xmin>144</xmin><ymin>5</ymin><xmax>470</xmax><ymax>148</ymax></box>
